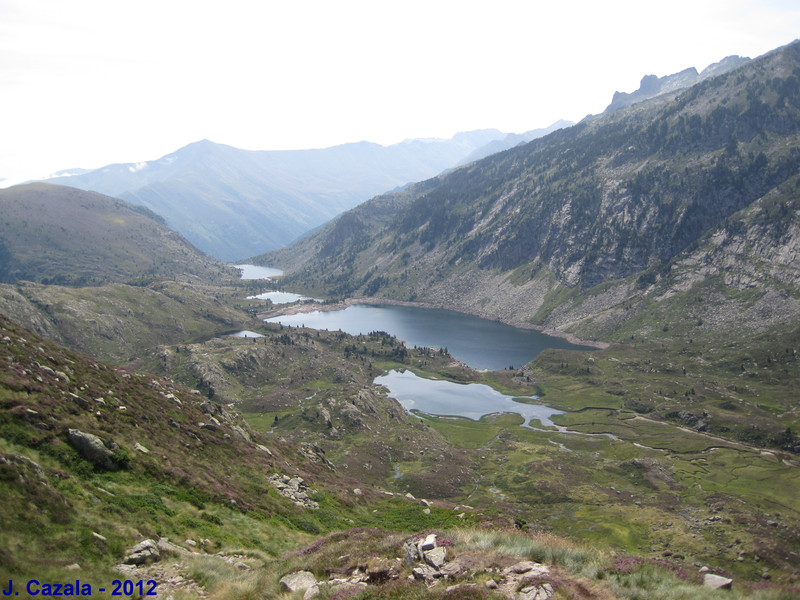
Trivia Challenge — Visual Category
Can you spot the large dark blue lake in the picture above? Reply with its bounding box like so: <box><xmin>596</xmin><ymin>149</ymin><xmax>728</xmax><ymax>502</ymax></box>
<box><xmin>265</xmin><ymin>303</ymin><xmax>591</xmax><ymax>370</ymax></box>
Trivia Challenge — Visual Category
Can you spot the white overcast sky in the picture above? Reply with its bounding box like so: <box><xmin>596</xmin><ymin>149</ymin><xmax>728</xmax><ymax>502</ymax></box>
<box><xmin>1</xmin><ymin>0</ymin><xmax>799</xmax><ymax>183</ymax></box>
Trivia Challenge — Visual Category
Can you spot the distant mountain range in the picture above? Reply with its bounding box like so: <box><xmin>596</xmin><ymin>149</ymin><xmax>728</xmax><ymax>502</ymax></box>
<box><xmin>39</xmin><ymin>125</ymin><xmax>570</xmax><ymax>261</ymax></box>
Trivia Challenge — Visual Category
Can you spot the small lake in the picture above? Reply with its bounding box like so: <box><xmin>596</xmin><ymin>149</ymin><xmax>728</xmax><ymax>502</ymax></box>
<box><xmin>265</xmin><ymin>303</ymin><xmax>591</xmax><ymax>370</ymax></box>
<box><xmin>374</xmin><ymin>369</ymin><xmax>564</xmax><ymax>428</ymax></box>
<box><xmin>234</xmin><ymin>264</ymin><xmax>284</xmax><ymax>279</ymax></box>
<box><xmin>248</xmin><ymin>291</ymin><xmax>322</xmax><ymax>305</ymax></box>
<box><xmin>229</xmin><ymin>330</ymin><xmax>265</xmax><ymax>338</ymax></box>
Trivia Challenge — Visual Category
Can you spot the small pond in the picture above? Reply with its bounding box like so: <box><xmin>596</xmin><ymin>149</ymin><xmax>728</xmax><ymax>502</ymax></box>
<box><xmin>374</xmin><ymin>369</ymin><xmax>564</xmax><ymax>428</ymax></box>
<box><xmin>234</xmin><ymin>264</ymin><xmax>284</xmax><ymax>279</ymax></box>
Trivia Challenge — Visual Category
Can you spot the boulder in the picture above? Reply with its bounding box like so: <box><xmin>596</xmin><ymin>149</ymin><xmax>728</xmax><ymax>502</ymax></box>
<box><xmin>230</xmin><ymin>425</ymin><xmax>251</xmax><ymax>442</ymax></box>
<box><xmin>423</xmin><ymin>546</ymin><xmax>447</xmax><ymax>569</ymax></box>
<box><xmin>518</xmin><ymin>583</ymin><xmax>554</xmax><ymax>600</ymax></box>
<box><xmin>67</xmin><ymin>429</ymin><xmax>119</xmax><ymax>470</ymax></box>
<box><xmin>505</xmin><ymin>561</ymin><xmax>549</xmax><ymax>577</ymax></box>
<box><xmin>418</xmin><ymin>533</ymin><xmax>437</xmax><ymax>552</ymax></box>
<box><xmin>280</xmin><ymin>571</ymin><xmax>317</xmax><ymax>593</ymax></box>
<box><xmin>123</xmin><ymin>539</ymin><xmax>160</xmax><ymax>565</ymax></box>
<box><xmin>703</xmin><ymin>573</ymin><xmax>733</xmax><ymax>589</ymax></box>
<box><xmin>403</xmin><ymin>540</ymin><xmax>421</xmax><ymax>565</ymax></box>
<box><xmin>412</xmin><ymin>564</ymin><xmax>441</xmax><ymax>583</ymax></box>
<box><xmin>156</xmin><ymin>537</ymin><xmax>189</xmax><ymax>557</ymax></box>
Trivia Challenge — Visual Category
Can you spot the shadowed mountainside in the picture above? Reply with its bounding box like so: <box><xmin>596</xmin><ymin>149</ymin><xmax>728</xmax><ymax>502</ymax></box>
<box><xmin>262</xmin><ymin>41</ymin><xmax>800</xmax><ymax>342</ymax></box>
<box><xmin>0</xmin><ymin>183</ymin><xmax>236</xmax><ymax>286</ymax></box>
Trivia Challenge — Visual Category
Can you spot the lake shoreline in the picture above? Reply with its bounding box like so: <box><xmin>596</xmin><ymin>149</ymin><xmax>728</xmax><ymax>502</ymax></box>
<box><xmin>257</xmin><ymin>296</ymin><xmax>610</xmax><ymax>350</ymax></box>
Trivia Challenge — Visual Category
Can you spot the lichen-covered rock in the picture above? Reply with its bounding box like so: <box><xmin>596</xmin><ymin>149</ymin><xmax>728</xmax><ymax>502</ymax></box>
<box><xmin>423</xmin><ymin>546</ymin><xmax>447</xmax><ymax>569</ymax></box>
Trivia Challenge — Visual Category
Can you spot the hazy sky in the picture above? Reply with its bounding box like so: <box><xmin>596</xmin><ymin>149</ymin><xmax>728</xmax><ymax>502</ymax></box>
<box><xmin>1</xmin><ymin>0</ymin><xmax>799</xmax><ymax>183</ymax></box>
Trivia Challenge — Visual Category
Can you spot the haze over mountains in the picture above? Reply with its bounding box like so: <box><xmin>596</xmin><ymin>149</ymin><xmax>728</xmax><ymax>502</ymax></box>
<box><xmin>40</xmin><ymin>124</ymin><xmax>570</xmax><ymax>261</ymax></box>
<box><xmin>31</xmin><ymin>52</ymin><xmax>754</xmax><ymax>267</ymax></box>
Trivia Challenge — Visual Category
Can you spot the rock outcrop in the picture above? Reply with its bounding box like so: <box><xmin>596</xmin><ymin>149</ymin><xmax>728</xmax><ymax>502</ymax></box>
<box><xmin>123</xmin><ymin>539</ymin><xmax>160</xmax><ymax>565</ymax></box>
<box><xmin>66</xmin><ymin>429</ymin><xmax>122</xmax><ymax>471</ymax></box>
<box><xmin>268</xmin><ymin>473</ymin><xmax>319</xmax><ymax>509</ymax></box>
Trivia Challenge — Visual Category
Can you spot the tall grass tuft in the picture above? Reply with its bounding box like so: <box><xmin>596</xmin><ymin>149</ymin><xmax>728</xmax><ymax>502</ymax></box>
<box><xmin>452</xmin><ymin>527</ymin><xmax>605</xmax><ymax>577</ymax></box>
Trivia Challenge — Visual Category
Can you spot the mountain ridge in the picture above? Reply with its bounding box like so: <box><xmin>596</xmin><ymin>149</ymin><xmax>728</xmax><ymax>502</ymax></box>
<box><xmin>261</xmin><ymin>40</ymin><xmax>800</xmax><ymax>343</ymax></box>
<box><xmin>38</xmin><ymin>128</ymin><xmax>568</xmax><ymax>261</ymax></box>
<box><xmin>0</xmin><ymin>182</ymin><xmax>236</xmax><ymax>286</ymax></box>
<box><xmin>603</xmin><ymin>54</ymin><xmax>751</xmax><ymax>114</ymax></box>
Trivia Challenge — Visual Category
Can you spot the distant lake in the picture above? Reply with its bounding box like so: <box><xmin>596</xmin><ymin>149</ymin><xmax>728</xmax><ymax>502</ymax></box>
<box><xmin>265</xmin><ymin>303</ymin><xmax>592</xmax><ymax>370</ymax></box>
<box><xmin>248</xmin><ymin>291</ymin><xmax>321</xmax><ymax>305</ymax></box>
<box><xmin>229</xmin><ymin>330</ymin><xmax>264</xmax><ymax>338</ymax></box>
<box><xmin>375</xmin><ymin>369</ymin><xmax>563</xmax><ymax>428</ymax></box>
<box><xmin>234</xmin><ymin>264</ymin><xmax>284</xmax><ymax>279</ymax></box>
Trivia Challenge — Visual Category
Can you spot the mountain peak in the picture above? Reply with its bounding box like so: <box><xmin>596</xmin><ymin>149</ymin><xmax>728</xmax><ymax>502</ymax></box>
<box><xmin>605</xmin><ymin>55</ymin><xmax>750</xmax><ymax>114</ymax></box>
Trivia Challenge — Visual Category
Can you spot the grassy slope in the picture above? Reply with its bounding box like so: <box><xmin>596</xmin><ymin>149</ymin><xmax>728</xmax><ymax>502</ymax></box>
<box><xmin>0</xmin><ymin>183</ymin><xmax>236</xmax><ymax>286</ymax></box>
<box><xmin>4</xmin><ymin>312</ymin><xmax>800</xmax><ymax>599</ymax></box>
<box><xmin>136</xmin><ymin>305</ymin><xmax>800</xmax><ymax>587</ymax></box>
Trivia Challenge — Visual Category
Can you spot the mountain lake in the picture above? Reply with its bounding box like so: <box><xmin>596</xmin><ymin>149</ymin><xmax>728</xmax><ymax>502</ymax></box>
<box><xmin>374</xmin><ymin>369</ymin><xmax>564</xmax><ymax>428</ymax></box>
<box><xmin>248</xmin><ymin>268</ymin><xmax>594</xmax><ymax>425</ymax></box>
<box><xmin>264</xmin><ymin>303</ymin><xmax>592</xmax><ymax>371</ymax></box>
<box><xmin>234</xmin><ymin>264</ymin><xmax>284</xmax><ymax>279</ymax></box>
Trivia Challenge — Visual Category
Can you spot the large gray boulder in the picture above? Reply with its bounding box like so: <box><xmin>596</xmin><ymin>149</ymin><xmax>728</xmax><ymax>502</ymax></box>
<box><xmin>279</xmin><ymin>571</ymin><xmax>317</xmax><ymax>593</ymax></box>
<box><xmin>423</xmin><ymin>546</ymin><xmax>447</xmax><ymax>569</ymax></box>
<box><xmin>67</xmin><ymin>429</ymin><xmax>120</xmax><ymax>470</ymax></box>
<box><xmin>703</xmin><ymin>573</ymin><xmax>733</xmax><ymax>589</ymax></box>
<box><xmin>123</xmin><ymin>539</ymin><xmax>160</xmax><ymax>565</ymax></box>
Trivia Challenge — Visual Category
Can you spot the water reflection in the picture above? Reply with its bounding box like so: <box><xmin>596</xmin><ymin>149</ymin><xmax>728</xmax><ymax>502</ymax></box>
<box><xmin>374</xmin><ymin>369</ymin><xmax>564</xmax><ymax>428</ymax></box>
<box><xmin>266</xmin><ymin>304</ymin><xmax>592</xmax><ymax>370</ymax></box>
<box><xmin>234</xmin><ymin>264</ymin><xmax>284</xmax><ymax>279</ymax></box>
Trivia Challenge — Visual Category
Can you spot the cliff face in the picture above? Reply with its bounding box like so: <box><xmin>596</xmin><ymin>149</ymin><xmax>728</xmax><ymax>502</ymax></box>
<box><xmin>267</xmin><ymin>42</ymin><xmax>800</xmax><ymax>340</ymax></box>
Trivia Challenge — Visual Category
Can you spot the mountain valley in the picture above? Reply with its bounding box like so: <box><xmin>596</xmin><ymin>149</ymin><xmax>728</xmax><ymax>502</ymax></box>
<box><xmin>1</xmin><ymin>42</ymin><xmax>800</xmax><ymax>600</ymax></box>
<box><xmin>39</xmin><ymin>126</ymin><xmax>570</xmax><ymax>262</ymax></box>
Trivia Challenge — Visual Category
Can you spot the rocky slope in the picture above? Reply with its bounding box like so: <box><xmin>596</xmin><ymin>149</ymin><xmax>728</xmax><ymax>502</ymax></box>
<box><xmin>263</xmin><ymin>41</ymin><xmax>800</xmax><ymax>342</ymax></box>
